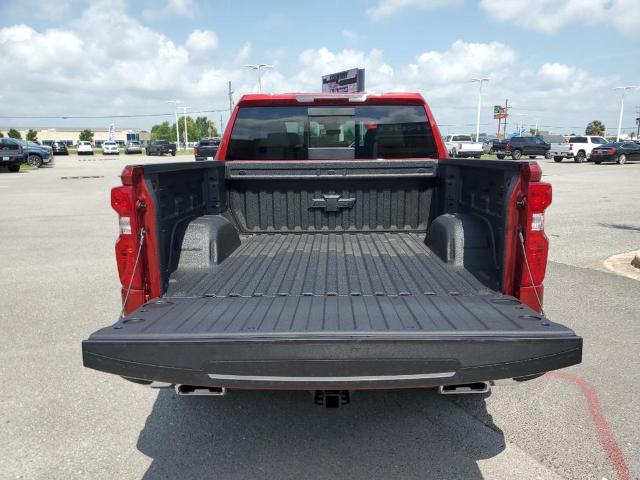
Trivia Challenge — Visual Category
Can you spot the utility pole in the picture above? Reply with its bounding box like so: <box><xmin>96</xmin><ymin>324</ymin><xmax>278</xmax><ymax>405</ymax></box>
<box><xmin>471</xmin><ymin>78</ymin><xmax>489</xmax><ymax>142</ymax></box>
<box><xmin>228</xmin><ymin>81</ymin><xmax>234</xmax><ymax>116</ymax></box>
<box><xmin>635</xmin><ymin>105</ymin><xmax>640</xmax><ymax>139</ymax></box>
<box><xmin>220</xmin><ymin>114</ymin><xmax>224</xmax><ymax>135</ymax></box>
<box><xmin>503</xmin><ymin>99</ymin><xmax>509</xmax><ymax>139</ymax></box>
<box><xmin>166</xmin><ymin>100</ymin><xmax>183</xmax><ymax>147</ymax></box>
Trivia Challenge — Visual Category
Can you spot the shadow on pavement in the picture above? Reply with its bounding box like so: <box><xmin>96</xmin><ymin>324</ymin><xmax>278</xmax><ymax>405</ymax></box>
<box><xmin>137</xmin><ymin>388</ymin><xmax>504</xmax><ymax>479</ymax></box>
<box><xmin>598</xmin><ymin>222</ymin><xmax>640</xmax><ymax>232</ymax></box>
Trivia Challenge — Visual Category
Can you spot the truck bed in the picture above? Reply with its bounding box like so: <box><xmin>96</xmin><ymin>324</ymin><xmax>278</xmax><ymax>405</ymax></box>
<box><xmin>84</xmin><ymin>231</ymin><xmax>581</xmax><ymax>389</ymax></box>
<box><xmin>161</xmin><ymin>232</ymin><xmax>524</xmax><ymax>335</ymax></box>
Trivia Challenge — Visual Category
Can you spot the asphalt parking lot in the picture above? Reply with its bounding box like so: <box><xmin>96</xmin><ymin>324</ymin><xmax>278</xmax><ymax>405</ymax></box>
<box><xmin>1</xmin><ymin>154</ymin><xmax>639</xmax><ymax>480</ymax></box>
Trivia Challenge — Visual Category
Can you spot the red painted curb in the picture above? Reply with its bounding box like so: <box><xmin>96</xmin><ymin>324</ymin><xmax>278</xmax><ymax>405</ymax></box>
<box><xmin>546</xmin><ymin>371</ymin><xmax>631</xmax><ymax>480</ymax></box>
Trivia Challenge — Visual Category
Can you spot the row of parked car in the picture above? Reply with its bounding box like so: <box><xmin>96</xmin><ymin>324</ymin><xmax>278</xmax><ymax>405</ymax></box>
<box><xmin>445</xmin><ymin>133</ymin><xmax>640</xmax><ymax>165</ymax></box>
<box><xmin>0</xmin><ymin>137</ymin><xmax>56</xmax><ymax>171</ymax></box>
<box><xmin>75</xmin><ymin>140</ymin><xmax>148</xmax><ymax>155</ymax></box>
<box><xmin>491</xmin><ymin>135</ymin><xmax>639</xmax><ymax>164</ymax></box>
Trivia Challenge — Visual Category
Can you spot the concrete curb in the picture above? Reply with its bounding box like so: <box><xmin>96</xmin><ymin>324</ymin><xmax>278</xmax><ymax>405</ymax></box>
<box><xmin>604</xmin><ymin>250</ymin><xmax>640</xmax><ymax>281</ymax></box>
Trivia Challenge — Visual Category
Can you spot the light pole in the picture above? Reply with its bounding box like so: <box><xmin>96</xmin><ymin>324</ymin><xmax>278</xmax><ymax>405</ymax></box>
<box><xmin>517</xmin><ymin>113</ymin><xmax>528</xmax><ymax>135</ymax></box>
<box><xmin>181</xmin><ymin>106</ymin><xmax>191</xmax><ymax>149</ymax></box>
<box><xmin>244</xmin><ymin>64</ymin><xmax>273</xmax><ymax>93</ymax></box>
<box><xmin>615</xmin><ymin>86</ymin><xmax>638</xmax><ymax>141</ymax></box>
<box><xmin>167</xmin><ymin>100</ymin><xmax>183</xmax><ymax>148</ymax></box>
<box><xmin>471</xmin><ymin>78</ymin><xmax>488</xmax><ymax>142</ymax></box>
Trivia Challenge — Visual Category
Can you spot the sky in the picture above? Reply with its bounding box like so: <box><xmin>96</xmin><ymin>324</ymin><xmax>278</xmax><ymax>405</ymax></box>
<box><xmin>0</xmin><ymin>0</ymin><xmax>639</xmax><ymax>136</ymax></box>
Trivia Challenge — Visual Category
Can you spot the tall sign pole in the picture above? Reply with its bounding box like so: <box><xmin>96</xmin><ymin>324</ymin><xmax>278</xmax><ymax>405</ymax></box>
<box><xmin>503</xmin><ymin>99</ymin><xmax>509</xmax><ymax>139</ymax></box>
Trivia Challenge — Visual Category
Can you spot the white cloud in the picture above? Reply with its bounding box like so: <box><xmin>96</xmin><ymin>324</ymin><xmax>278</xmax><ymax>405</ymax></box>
<box><xmin>143</xmin><ymin>0</ymin><xmax>195</xmax><ymax>20</ymax></box>
<box><xmin>367</xmin><ymin>0</ymin><xmax>462</xmax><ymax>20</ymax></box>
<box><xmin>406</xmin><ymin>40</ymin><xmax>516</xmax><ymax>84</ymax></box>
<box><xmin>480</xmin><ymin>0</ymin><xmax>640</xmax><ymax>37</ymax></box>
<box><xmin>235</xmin><ymin>42</ymin><xmax>252</xmax><ymax>64</ymax></box>
<box><xmin>186</xmin><ymin>29</ymin><xmax>218</xmax><ymax>53</ymax></box>
<box><xmin>0</xmin><ymin>4</ymin><xmax>621</xmax><ymax>136</ymax></box>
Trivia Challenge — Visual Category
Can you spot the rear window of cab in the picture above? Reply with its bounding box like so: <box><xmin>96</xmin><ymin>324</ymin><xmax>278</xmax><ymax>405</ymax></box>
<box><xmin>226</xmin><ymin>105</ymin><xmax>438</xmax><ymax>160</ymax></box>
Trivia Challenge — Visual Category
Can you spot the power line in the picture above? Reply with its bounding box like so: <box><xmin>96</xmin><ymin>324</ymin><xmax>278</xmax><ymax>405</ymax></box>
<box><xmin>0</xmin><ymin>107</ymin><xmax>230</xmax><ymax>120</ymax></box>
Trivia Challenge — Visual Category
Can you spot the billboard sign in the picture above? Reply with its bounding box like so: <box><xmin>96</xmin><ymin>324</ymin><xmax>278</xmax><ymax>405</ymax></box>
<box><xmin>322</xmin><ymin>68</ymin><xmax>365</xmax><ymax>93</ymax></box>
<box><xmin>493</xmin><ymin>105</ymin><xmax>507</xmax><ymax>119</ymax></box>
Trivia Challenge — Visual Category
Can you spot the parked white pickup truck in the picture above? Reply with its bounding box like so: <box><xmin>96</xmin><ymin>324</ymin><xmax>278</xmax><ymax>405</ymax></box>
<box><xmin>444</xmin><ymin>134</ymin><xmax>483</xmax><ymax>158</ymax></box>
<box><xmin>567</xmin><ymin>135</ymin><xmax>608</xmax><ymax>163</ymax></box>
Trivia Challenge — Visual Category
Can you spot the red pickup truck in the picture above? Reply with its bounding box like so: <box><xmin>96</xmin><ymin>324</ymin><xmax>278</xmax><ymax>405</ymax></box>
<box><xmin>83</xmin><ymin>93</ymin><xmax>581</xmax><ymax>406</ymax></box>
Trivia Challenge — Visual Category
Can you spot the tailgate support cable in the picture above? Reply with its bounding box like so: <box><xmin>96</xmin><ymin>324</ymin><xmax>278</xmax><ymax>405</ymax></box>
<box><xmin>518</xmin><ymin>230</ymin><xmax>545</xmax><ymax>317</ymax></box>
<box><xmin>120</xmin><ymin>228</ymin><xmax>146</xmax><ymax>319</ymax></box>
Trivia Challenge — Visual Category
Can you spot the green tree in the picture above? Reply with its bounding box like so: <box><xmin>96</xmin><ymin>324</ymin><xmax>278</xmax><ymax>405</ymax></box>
<box><xmin>150</xmin><ymin>121</ymin><xmax>173</xmax><ymax>141</ymax></box>
<box><xmin>8</xmin><ymin>128</ymin><xmax>21</xmax><ymax>139</ymax></box>
<box><xmin>529</xmin><ymin>128</ymin><xmax>538</xmax><ymax>136</ymax></box>
<box><xmin>194</xmin><ymin>116</ymin><xmax>218</xmax><ymax>139</ymax></box>
<box><xmin>0</xmin><ymin>131</ymin><xmax>4</xmax><ymax>138</ymax></box>
<box><xmin>26</xmin><ymin>129</ymin><xmax>38</xmax><ymax>142</ymax></box>
<box><xmin>173</xmin><ymin>116</ymin><xmax>199</xmax><ymax>144</ymax></box>
<box><xmin>79</xmin><ymin>129</ymin><xmax>94</xmax><ymax>142</ymax></box>
<box><xmin>585</xmin><ymin>120</ymin><xmax>605</xmax><ymax>136</ymax></box>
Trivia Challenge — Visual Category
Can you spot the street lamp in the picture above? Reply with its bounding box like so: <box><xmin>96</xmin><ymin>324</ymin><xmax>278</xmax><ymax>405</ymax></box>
<box><xmin>244</xmin><ymin>64</ymin><xmax>273</xmax><ymax>93</ymax></box>
<box><xmin>181</xmin><ymin>106</ymin><xmax>191</xmax><ymax>150</ymax></box>
<box><xmin>615</xmin><ymin>86</ymin><xmax>639</xmax><ymax>141</ymax></box>
<box><xmin>471</xmin><ymin>78</ymin><xmax>489</xmax><ymax>142</ymax></box>
<box><xmin>166</xmin><ymin>100</ymin><xmax>183</xmax><ymax>148</ymax></box>
<box><xmin>516</xmin><ymin>113</ymin><xmax>529</xmax><ymax>135</ymax></box>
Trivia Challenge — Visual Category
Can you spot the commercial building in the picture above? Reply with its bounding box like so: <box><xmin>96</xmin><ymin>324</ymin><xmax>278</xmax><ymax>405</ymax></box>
<box><xmin>0</xmin><ymin>127</ymin><xmax>150</xmax><ymax>146</ymax></box>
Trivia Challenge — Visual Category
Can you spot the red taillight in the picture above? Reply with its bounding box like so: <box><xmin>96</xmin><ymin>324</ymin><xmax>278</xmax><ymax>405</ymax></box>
<box><xmin>505</xmin><ymin>142</ymin><xmax>511</xmax><ymax>150</ymax></box>
<box><xmin>606</xmin><ymin>147</ymin><xmax>616</xmax><ymax>154</ymax></box>
<box><xmin>111</xmin><ymin>185</ymin><xmax>143</xmax><ymax>290</ymax></box>
<box><xmin>569</xmin><ymin>143</ymin><xmax>573</xmax><ymax>150</ymax></box>
<box><xmin>521</xmin><ymin>181</ymin><xmax>552</xmax><ymax>287</ymax></box>
<box><xmin>111</xmin><ymin>185</ymin><xmax>135</xmax><ymax>216</ymax></box>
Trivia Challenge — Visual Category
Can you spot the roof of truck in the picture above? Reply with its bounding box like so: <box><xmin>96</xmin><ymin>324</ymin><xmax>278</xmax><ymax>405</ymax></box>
<box><xmin>237</xmin><ymin>92</ymin><xmax>426</xmax><ymax>106</ymax></box>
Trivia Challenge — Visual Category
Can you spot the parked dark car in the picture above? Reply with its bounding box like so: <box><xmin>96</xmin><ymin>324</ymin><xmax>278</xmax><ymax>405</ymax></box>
<box><xmin>495</xmin><ymin>136</ymin><xmax>550</xmax><ymax>160</ymax></box>
<box><xmin>52</xmin><ymin>142</ymin><xmax>69</xmax><ymax>155</ymax></box>
<box><xmin>0</xmin><ymin>137</ymin><xmax>24</xmax><ymax>172</ymax></box>
<box><xmin>145</xmin><ymin>139</ymin><xmax>176</xmax><ymax>156</ymax></box>
<box><xmin>194</xmin><ymin>137</ymin><xmax>220</xmax><ymax>161</ymax></box>
<box><xmin>23</xmin><ymin>140</ymin><xmax>54</xmax><ymax>167</ymax></box>
<box><xmin>591</xmin><ymin>142</ymin><xmax>640</xmax><ymax>165</ymax></box>
<box><xmin>488</xmin><ymin>139</ymin><xmax>508</xmax><ymax>155</ymax></box>
<box><xmin>125</xmin><ymin>141</ymin><xmax>143</xmax><ymax>154</ymax></box>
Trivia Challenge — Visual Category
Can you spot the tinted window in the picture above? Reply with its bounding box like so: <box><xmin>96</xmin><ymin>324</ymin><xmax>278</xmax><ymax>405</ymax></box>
<box><xmin>592</xmin><ymin>137</ymin><xmax>607</xmax><ymax>144</ymax></box>
<box><xmin>226</xmin><ymin>105</ymin><xmax>437</xmax><ymax>160</ymax></box>
<box><xmin>569</xmin><ymin>136</ymin><xmax>587</xmax><ymax>143</ymax></box>
<box><xmin>451</xmin><ymin>135</ymin><xmax>472</xmax><ymax>142</ymax></box>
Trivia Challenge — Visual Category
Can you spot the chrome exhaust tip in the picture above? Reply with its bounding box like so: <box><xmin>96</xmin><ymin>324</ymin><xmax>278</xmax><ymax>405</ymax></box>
<box><xmin>175</xmin><ymin>385</ymin><xmax>227</xmax><ymax>396</ymax></box>
<box><xmin>437</xmin><ymin>382</ymin><xmax>490</xmax><ymax>395</ymax></box>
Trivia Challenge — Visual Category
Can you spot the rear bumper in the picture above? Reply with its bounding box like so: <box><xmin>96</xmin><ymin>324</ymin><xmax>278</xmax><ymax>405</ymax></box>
<box><xmin>83</xmin><ymin>332</ymin><xmax>582</xmax><ymax>390</ymax></box>
<box><xmin>592</xmin><ymin>154</ymin><xmax>616</xmax><ymax>162</ymax></box>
